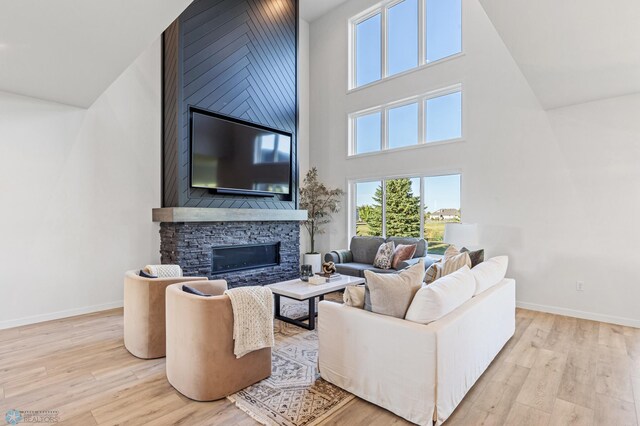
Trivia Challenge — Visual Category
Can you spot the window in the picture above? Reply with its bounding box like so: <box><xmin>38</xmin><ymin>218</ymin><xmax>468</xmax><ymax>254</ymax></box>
<box><xmin>354</xmin><ymin>111</ymin><xmax>382</xmax><ymax>154</ymax></box>
<box><xmin>387</xmin><ymin>0</ymin><xmax>419</xmax><ymax>76</ymax></box>
<box><xmin>349</xmin><ymin>86</ymin><xmax>462</xmax><ymax>156</ymax></box>
<box><xmin>388</xmin><ymin>102</ymin><xmax>419</xmax><ymax>149</ymax></box>
<box><xmin>426</xmin><ymin>0</ymin><xmax>462</xmax><ymax>63</ymax></box>
<box><xmin>426</xmin><ymin>91</ymin><xmax>462</xmax><ymax>143</ymax></box>
<box><xmin>353</xmin><ymin>174</ymin><xmax>461</xmax><ymax>254</ymax></box>
<box><xmin>351</xmin><ymin>0</ymin><xmax>462</xmax><ymax>89</ymax></box>
<box><xmin>423</xmin><ymin>174</ymin><xmax>461</xmax><ymax>254</ymax></box>
<box><xmin>355</xmin><ymin>14</ymin><xmax>382</xmax><ymax>87</ymax></box>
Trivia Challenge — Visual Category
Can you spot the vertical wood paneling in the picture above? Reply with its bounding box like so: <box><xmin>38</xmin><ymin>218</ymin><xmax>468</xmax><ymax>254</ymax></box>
<box><xmin>162</xmin><ymin>0</ymin><xmax>298</xmax><ymax>209</ymax></box>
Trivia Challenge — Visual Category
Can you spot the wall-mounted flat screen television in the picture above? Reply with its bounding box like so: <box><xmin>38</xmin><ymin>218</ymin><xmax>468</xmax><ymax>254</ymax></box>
<box><xmin>190</xmin><ymin>108</ymin><xmax>292</xmax><ymax>197</ymax></box>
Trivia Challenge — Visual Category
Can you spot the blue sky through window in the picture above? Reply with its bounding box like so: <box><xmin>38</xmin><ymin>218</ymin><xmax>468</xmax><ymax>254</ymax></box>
<box><xmin>426</xmin><ymin>91</ymin><xmax>462</xmax><ymax>142</ymax></box>
<box><xmin>388</xmin><ymin>103</ymin><xmax>418</xmax><ymax>149</ymax></box>
<box><xmin>424</xmin><ymin>174</ymin><xmax>461</xmax><ymax>212</ymax></box>
<box><xmin>426</xmin><ymin>0</ymin><xmax>462</xmax><ymax>63</ymax></box>
<box><xmin>388</xmin><ymin>0</ymin><xmax>418</xmax><ymax>76</ymax></box>
<box><xmin>356</xmin><ymin>14</ymin><xmax>381</xmax><ymax>86</ymax></box>
<box><xmin>355</xmin><ymin>112</ymin><xmax>381</xmax><ymax>154</ymax></box>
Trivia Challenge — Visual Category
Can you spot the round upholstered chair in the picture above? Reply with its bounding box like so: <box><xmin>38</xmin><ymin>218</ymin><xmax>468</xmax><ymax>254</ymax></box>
<box><xmin>165</xmin><ymin>281</ymin><xmax>272</xmax><ymax>401</ymax></box>
<box><xmin>123</xmin><ymin>270</ymin><xmax>208</xmax><ymax>359</ymax></box>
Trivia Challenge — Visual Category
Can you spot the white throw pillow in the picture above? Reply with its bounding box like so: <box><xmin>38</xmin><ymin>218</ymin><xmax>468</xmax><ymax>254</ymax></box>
<box><xmin>471</xmin><ymin>256</ymin><xmax>509</xmax><ymax>295</ymax></box>
<box><xmin>405</xmin><ymin>266</ymin><xmax>475</xmax><ymax>324</ymax></box>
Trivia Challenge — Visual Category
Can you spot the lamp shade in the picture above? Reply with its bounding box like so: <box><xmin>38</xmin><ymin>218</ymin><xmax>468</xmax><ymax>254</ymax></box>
<box><xmin>443</xmin><ymin>223</ymin><xmax>479</xmax><ymax>249</ymax></box>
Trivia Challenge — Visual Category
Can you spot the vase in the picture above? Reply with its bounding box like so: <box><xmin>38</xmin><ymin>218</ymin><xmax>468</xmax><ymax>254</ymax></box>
<box><xmin>303</xmin><ymin>253</ymin><xmax>322</xmax><ymax>274</ymax></box>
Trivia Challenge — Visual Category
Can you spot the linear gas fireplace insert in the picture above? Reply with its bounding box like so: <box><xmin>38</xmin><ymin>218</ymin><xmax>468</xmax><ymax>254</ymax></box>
<box><xmin>211</xmin><ymin>242</ymin><xmax>281</xmax><ymax>274</ymax></box>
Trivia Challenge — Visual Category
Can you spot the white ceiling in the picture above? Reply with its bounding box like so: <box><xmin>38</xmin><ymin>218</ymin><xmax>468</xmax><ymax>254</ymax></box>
<box><xmin>0</xmin><ymin>0</ymin><xmax>193</xmax><ymax>108</ymax></box>
<box><xmin>479</xmin><ymin>0</ymin><xmax>640</xmax><ymax>109</ymax></box>
<box><xmin>300</xmin><ymin>0</ymin><xmax>349</xmax><ymax>22</ymax></box>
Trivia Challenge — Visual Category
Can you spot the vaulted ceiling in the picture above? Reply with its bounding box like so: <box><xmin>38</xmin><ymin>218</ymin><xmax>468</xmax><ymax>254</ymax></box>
<box><xmin>0</xmin><ymin>0</ymin><xmax>193</xmax><ymax>107</ymax></box>
<box><xmin>479</xmin><ymin>0</ymin><xmax>640</xmax><ymax>109</ymax></box>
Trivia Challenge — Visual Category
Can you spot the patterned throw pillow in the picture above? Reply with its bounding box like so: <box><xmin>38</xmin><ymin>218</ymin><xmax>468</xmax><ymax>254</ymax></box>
<box><xmin>391</xmin><ymin>244</ymin><xmax>417</xmax><ymax>269</ymax></box>
<box><xmin>373</xmin><ymin>241</ymin><xmax>395</xmax><ymax>269</ymax></box>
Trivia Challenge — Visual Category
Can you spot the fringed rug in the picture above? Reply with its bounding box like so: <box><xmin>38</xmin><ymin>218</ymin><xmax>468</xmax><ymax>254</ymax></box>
<box><xmin>228</xmin><ymin>295</ymin><xmax>354</xmax><ymax>426</ymax></box>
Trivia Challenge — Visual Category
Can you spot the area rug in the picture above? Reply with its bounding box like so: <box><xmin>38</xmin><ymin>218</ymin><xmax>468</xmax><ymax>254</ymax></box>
<box><xmin>227</xmin><ymin>295</ymin><xmax>354</xmax><ymax>426</ymax></box>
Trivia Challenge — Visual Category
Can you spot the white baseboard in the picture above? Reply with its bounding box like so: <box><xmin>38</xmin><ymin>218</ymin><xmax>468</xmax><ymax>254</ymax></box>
<box><xmin>517</xmin><ymin>301</ymin><xmax>640</xmax><ymax>328</ymax></box>
<box><xmin>0</xmin><ymin>301</ymin><xmax>124</xmax><ymax>330</ymax></box>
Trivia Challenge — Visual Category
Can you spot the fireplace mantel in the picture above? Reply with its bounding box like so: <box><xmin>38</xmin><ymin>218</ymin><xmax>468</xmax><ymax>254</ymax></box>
<box><xmin>152</xmin><ymin>208</ymin><xmax>308</xmax><ymax>223</ymax></box>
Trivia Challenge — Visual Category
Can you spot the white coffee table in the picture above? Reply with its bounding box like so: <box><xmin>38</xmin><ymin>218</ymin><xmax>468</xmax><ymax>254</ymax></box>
<box><xmin>268</xmin><ymin>275</ymin><xmax>365</xmax><ymax>330</ymax></box>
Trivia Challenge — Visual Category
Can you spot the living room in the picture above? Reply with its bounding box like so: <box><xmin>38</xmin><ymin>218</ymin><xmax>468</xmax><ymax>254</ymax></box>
<box><xmin>0</xmin><ymin>0</ymin><xmax>639</xmax><ymax>425</ymax></box>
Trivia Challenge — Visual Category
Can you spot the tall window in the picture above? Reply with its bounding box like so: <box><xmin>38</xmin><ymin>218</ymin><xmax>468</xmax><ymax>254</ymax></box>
<box><xmin>351</xmin><ymin>0</ymin><xmax>462</xmax><ymax>89</ymax></box>
<box><xmin>353</xmin><ymin>174</ymin><xmax>461</xmax><ymax>254</ymax></box>
<box><xmin>350</xmin><ymin>86</ymin><xmax>462</xmax><ymax>155</ymax></box>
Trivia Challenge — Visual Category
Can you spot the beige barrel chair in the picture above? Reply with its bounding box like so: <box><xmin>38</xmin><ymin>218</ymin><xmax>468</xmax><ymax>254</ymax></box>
<box><xmin>165</xmin><ymin>280</ymin><xmax>272</xmax><ymax>401</ymax></box>
<box><xmin>124</xmin><ymin>270</ymin><xmax>208</xmax><ymax>359</ymax></box>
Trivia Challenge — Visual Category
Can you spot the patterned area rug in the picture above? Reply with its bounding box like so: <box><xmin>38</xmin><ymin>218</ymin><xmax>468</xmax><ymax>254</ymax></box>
<box><xmin>228</xmin><ymin>294</ymin><xmax>354</xmax><ymax>426</ymax></box>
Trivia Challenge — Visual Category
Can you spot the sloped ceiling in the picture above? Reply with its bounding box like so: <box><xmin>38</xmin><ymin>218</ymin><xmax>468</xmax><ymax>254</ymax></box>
<box><xmin>0</xmin><ymin>0</ymin><xmax>193</xmax><ymax>107</ymax></box>
<box><xmin>300</xmin><ymin>0</ymin><xmax>348</xmax><ymax>22</ymax></box>
<box><xmin>479</xmin><ymin>0</ymin><xmax>640</xmax><ymax>109</ymax></box>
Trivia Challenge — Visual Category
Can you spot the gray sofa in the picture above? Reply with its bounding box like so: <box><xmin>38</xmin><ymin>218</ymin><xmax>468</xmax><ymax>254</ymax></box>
<box><xmin>324</xmin><ymin>236</ymin><xmax>436</xmax><ymax>278</ymax></box>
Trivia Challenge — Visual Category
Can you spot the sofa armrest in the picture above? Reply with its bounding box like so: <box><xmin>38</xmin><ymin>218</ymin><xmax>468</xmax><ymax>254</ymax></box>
<box><xmin>318</xmin><ymin>301</ymin><xmax>437</xmax><ymax>426</ymax></box>
<box><xmin>324</xmin><ymin>250</ymin><xmax>352</xmax><ymax>264</ymax></box>
<box><xmin>395</xmin><ymin>256</ymin><xmax>436</xmax><ymax>271</ymax></box>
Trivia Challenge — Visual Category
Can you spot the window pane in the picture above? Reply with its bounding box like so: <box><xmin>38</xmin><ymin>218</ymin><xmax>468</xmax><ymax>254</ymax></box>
<box><xmin>426</xmin><ymin>0</ymin><xmax>462</xmax><ymax>63</ymax></box>
<box><xmin>356</xmin><ymin>181</ymin><xmax>383</xmax><ymax>236</ymax></box>
<box><xmin>385</xmin><ymin>177</ymin><xmax>421</xmax><ymax>237</ymax></box>
<box><xmin>426</xmin><ymin>91</ymin><xmax>462</xmax><ymax>143</ymax></box>
<box><xmin>355</xmin><ymin>112</ymin><xmax>381</xmax><ymax>154</ymax></box>
<box><xmin>388</xmin><ymin>0</ymin><xmax>418</xmax><ymax>76</ymax></box>
<box><xmin>356</xmin><ymin>14</ymin><xmax>381</xmax><ymax>87</ymax></box>
<box><xmin>423</xmin><ymin>174</ymin><xmax>461</xmax><ymax>254</ymax></box>
<box><xmin>388</xmin><ymin>102</ymin><xmax>419</xmax><ymax>149</ymax></box>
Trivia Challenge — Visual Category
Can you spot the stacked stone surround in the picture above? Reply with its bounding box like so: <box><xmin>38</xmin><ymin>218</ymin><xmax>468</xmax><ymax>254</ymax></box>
<box><xmin>160</xmin><ymin>221</ymin><xmax>300</xmax><ymax>288</ymax></box>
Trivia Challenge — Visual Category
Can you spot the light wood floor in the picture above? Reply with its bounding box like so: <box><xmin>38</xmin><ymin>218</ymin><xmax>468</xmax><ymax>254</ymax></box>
<box><xmin>0</xmin><ymin>306</ymin><xmax>638</xmax><ymax>425</ymax></box>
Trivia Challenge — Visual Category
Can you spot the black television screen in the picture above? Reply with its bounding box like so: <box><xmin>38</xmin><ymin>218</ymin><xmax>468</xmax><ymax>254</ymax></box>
<box><xmin>190</xmin><ymin>109</ymin><xmax>292</xmax><ymax>196</ymax></box>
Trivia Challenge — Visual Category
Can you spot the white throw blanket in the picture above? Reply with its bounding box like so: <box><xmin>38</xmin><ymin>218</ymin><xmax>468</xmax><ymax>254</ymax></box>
<box><xmin>224</xmin><ymin>286</ymin><xmax>274</xmax><ymax>358</ymax></box>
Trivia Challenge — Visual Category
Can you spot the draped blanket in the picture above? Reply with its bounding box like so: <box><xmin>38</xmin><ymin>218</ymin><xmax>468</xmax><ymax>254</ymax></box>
<box><xmin>224</xmin><ymin>286</ymin><xmax>275</xmax><ymax>358</ymax></box>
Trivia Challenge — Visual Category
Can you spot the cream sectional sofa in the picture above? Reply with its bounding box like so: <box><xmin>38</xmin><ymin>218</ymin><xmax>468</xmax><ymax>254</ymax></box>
<box><xmin>317</xmin><ymin>271</ymin><xmax>515</xmax><ymax>425</ymax></box>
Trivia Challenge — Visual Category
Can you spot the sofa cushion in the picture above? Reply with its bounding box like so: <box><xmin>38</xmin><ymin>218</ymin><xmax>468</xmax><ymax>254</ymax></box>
<box><xmin>335</xmin><ymin>262</ymin><xmax>396</xmax><ymax>277</ymax></box>
<box><xmin>363</xmin><ymin>260</ymin><xmax>425</xmax><ymax>318</ymax></box>
<box><xmin>472</xmin><ymin>256</ymin><xmax>509</xmax><ymax>295</ymax></box>
<box><xmin>405</xmin><ymin>265</ymin><xmax>475</xmax><ymax>324</ymax></box>
<box><xmin>350</xmin><ymin>236</ymin><xmax>386</xmax><ymax>264</ymax></box>
<box><xmin>343</xmin><ymin>285</ymin><xmax>366</xmax><ymax>308</ymax></box>
<box><xmin>386</xmin><ymin>237</ymin><xmax>427</xmax><ymax>258</ymax></box>
<box><xmin>373</xmin><ymin>241</ymin><xmax>395</xmax><ymax>269</ymax></box>
<box><xmin>391</xmin><ymin>244</ymin><xmax>417</xmax><ymax>269</ymax></box>
<box><xmin>395</xmin><ymin>256</ymin><xmax>435</xmax><ymax>271</ymax></box>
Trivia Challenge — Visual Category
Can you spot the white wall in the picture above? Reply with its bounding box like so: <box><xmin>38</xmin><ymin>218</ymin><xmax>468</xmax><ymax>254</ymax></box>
<box><xmin>0</xmin><ymin>39</ymin><xmax>162</xmax><ymax>328</ymax></box>
<box><xmin>298</xmin><ymin>18</ymin><xmax>312</xmax><ymax>256</ymax></box>
<box><xmin>309</xmin><ymin>0</ymin><xmax>640</xmax><ymax>326</ymax></box>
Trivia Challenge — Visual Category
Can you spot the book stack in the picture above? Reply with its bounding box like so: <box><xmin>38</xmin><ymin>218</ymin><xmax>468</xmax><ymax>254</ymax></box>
<box><xmin>315</xmin><ymin>273</ymin><xmax>342</xmax><ymax>282</ymax></box>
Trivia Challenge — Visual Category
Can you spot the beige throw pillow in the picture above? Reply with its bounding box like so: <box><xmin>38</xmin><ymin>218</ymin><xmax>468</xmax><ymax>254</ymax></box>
<box><xmin>364</xmin><ymin>260</ymin><xmax>425</xmax><ymax>318</ymax></box>
<box><xmin>343</xmin><ymin>285</ymin><xmax>366</xmax><ymax>309</ymax></box>
<box><xmin>424</xmin><ymin>245</ymin><xmax>471</xmax><ymax>284</ymax></box>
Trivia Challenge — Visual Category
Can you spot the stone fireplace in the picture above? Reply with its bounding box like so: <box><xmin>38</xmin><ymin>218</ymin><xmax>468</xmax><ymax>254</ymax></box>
<box><xmin>154</xmin><ymin>208</ymin><xmax>306</xmax><ymax>288</ymax></box>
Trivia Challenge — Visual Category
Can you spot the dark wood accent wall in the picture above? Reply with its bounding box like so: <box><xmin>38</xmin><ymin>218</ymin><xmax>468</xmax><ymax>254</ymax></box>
<box><xmin>162</xmin><ymin>0</ymin><xmax>298</xmax><ymax>209</ymax></box>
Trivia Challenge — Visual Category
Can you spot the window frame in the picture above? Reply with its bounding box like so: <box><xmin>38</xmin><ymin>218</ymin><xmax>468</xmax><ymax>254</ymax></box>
<box><xmin>348</xmin><ymin>84</ymin><xmax>463</xmax><ymax>157</ymax></box>
<box><xmin>348</xmin><ymin>172</ymin><xmax>463</xmax><ymax>244</ymax></box>
<box><xmin>349</xmin><ymin>0</ymin><xmax>462</xmax><ymax>91</ymax></box>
